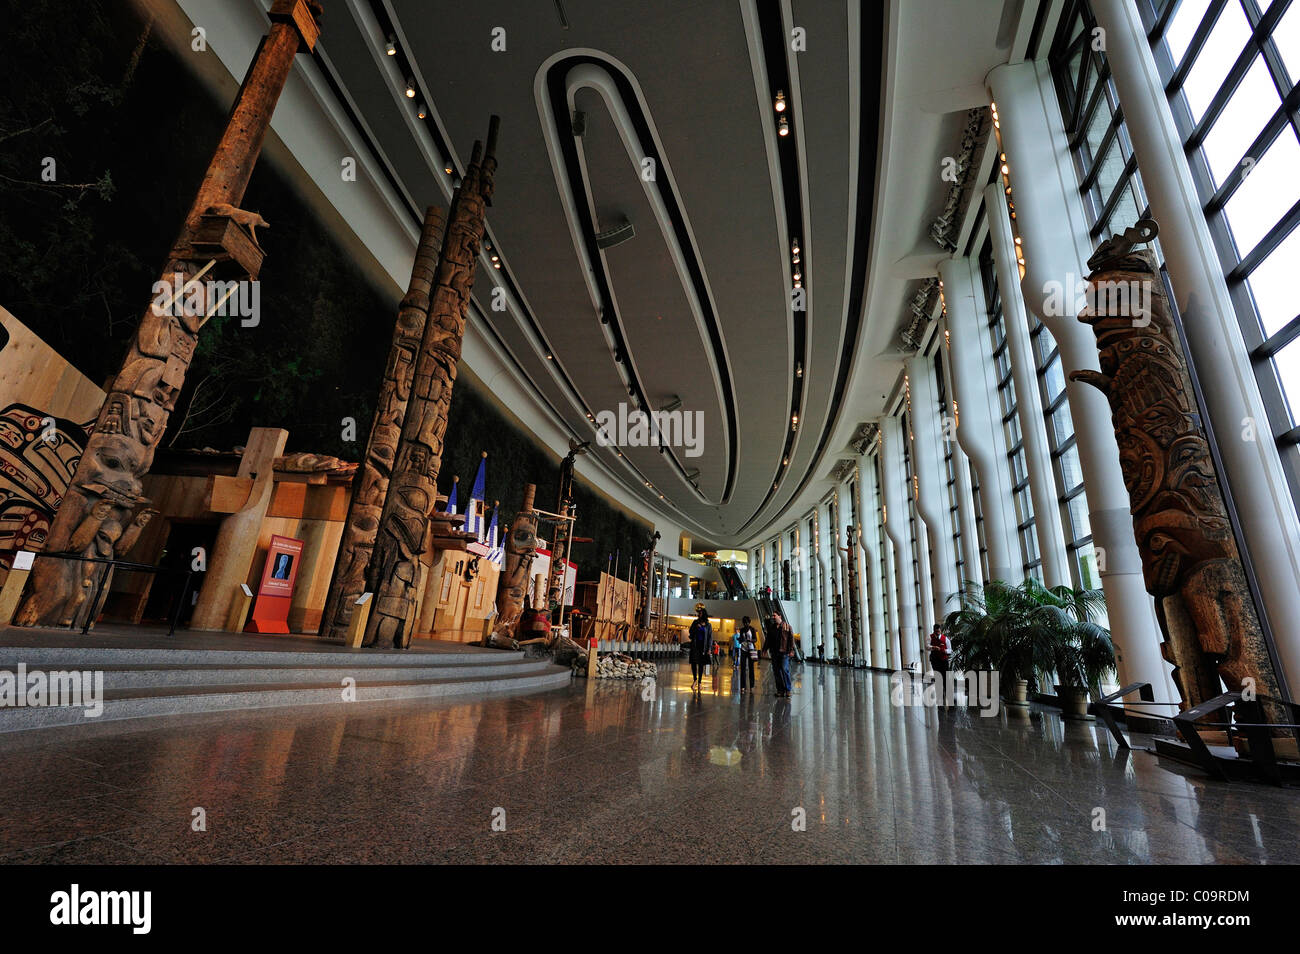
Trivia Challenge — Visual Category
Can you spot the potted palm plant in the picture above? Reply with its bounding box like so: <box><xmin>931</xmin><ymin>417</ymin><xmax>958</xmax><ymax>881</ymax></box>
<box><xmin>945</xmin><ymin>579</ymin><xmax>1037</xmax><ymax>706</ymax></box>
<box><xmin>1029</xmin><ymin>582</ymin><xmax>1114</xmax><ymax>720</ymax></box>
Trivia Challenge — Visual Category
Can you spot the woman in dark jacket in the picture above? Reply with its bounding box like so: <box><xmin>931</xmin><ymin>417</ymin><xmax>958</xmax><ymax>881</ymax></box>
<box><xmin>688</xmin><ymin>605</ymin><xmax>713</xmax><ymax>692</ymax></box>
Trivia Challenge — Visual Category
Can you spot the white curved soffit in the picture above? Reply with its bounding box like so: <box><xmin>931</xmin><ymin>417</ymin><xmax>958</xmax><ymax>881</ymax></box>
<box><xmin>534</xmin><ymin>49</ymin><xmax>735</xmax><ymax>506</ymax></box>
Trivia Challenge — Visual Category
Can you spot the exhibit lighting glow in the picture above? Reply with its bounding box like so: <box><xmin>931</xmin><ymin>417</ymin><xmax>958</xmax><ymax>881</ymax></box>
<box><xmin>385</xmin><ymin>35</ymin><xmax>397</xmax><ymax>55</ymax></box>
<box><xmin>774</xmin><ymin>90</ymin><xmax>787</xmax><ymax>112</ymax></box>
<box><xmin>405</xmin><ymin>78</ymin><xmax>416</xmax><ymax>98</ymax></box>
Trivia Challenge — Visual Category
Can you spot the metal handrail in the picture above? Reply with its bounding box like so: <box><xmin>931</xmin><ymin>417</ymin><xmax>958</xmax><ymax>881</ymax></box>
<box><xmin>1089</xmin><ymin>681</ymin><xmax>1182</xmax><ymax>749</ymax></box>
<box><xmin>25</xmin><ymin>551</ymin><xmax>195</xmax><ymax>636</ymax></box>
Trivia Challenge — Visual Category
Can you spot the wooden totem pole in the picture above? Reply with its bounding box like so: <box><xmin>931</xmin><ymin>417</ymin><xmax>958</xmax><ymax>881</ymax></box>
<box><xmin>1071</xmin><ymin>220</ymin><xmax>1286</xmax><ymax>724</ymax></box>
<box><xmin>16</xmin><ymin>0</ymin><xmax>321</xmax><ymax>630</ymax></box>
<box><xmin>319</xmin><ymin>205</ymin><xmax>447</xmax><ymax>641</ymax></box>
<box><xmin>363</xmin><ymin>116</ymin><xmax>500</xmax><ymax>648</ymax></box>
<box><xmin>545</xmin><ymin>439</ymin><xmax>588</xmax><ymax>618</ymax></box>
<box><xmin>487</xmin><ymin>483</ymin><xmax>539</xmax><ymax>649</ymax></box>
<box><xmin>843</xmin><ymin>526</ymin><xmax>862</xmax><ymax>664</ymax></box>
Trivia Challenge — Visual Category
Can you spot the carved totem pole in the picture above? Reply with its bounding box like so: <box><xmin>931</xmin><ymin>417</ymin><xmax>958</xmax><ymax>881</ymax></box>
<box><xmin>16</xmin><ymin>0</ymin><xmax>322</xmax><ymax>630</ymax></box>
<box><xmin>319</xmin><ymin>205</ymin><xmax>447</xmax><ymax>640</ymax></box>
<box><xmin>1070</xmin><ymin>220</ymin><xmax>1286</xmax><ymax>723</ymax></box>
<box><xmin>363</xmin><ymin>116</ymin><xmax>500</xmax><ymax>648</ymax></box>
<box><xmin>545</xmin><ymin>438</ymin><xmax>588</xmax><ymax>618</ymax></box>
<box><xmin>487</xmin><ymin>483</ymin><xmax>539</xmax><ymax>649</ymax></box>
<box><xmin>843</xmin><ymin>526</ymin><xmax>862</xmax><ymax>664</ymax></box>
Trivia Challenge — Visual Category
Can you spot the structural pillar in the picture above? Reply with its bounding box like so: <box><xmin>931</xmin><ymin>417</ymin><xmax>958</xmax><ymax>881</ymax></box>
<box><xmin>1092</xmin><ymin>0</ymin><xmax>1300</xmax><ymax>696</ymax></box>
<box><xmin>881</xmin><ymin>416</ymin><xmax>921</xmax><ymax>671</ymax></box>
<box><xmin>906</xmin><ymin>354</ymin><xmax>959</xmax><ymax>627</ymax></box>
<box><xmin>941</xmin><ymin>256</ymin><xmax>1020</xmax><ymax>583</ymax></box>
<box><xmin>859</xmin><ymin>461</ymin><xmax>888</xmax><ymax>667</ymax></box>
<box><xmin>985</xmin><ymin>182</ymin><xmax>1071</xmax><ymax>588</ymax></box>
<box><xmin>988</xmin><ymin>61</ymin><xmax>1174</xmax><ymax>700</ymax></box>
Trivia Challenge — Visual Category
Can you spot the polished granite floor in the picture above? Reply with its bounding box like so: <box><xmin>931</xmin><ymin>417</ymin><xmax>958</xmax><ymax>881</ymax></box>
<box><xmin>0</xmin><ymin>659</ymin><xmax>1296</xmax><ymax>864</ymax></box>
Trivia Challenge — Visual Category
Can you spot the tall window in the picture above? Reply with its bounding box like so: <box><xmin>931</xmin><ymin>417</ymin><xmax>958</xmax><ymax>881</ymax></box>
<box><xmin>1147</xmin><ymin>0</ymin><xmax>1300</xmax><ymax>515</ymax></box>
<box><xmin>936</xmin><ymin>349</ymin><xmax>966</xmax><ymax>589</ymax></box>
<box><xmin>901</xmin><ymin>409</ymin><xmax>927</xmax><ymax>641</ymax></box>
<box><xmin>981</xmin><ymin>238</ymin><xmax>1036</xmax><ymax>580</ymax></box>
<box><xmin>874</xmin><ymin>451</ymin><xmax>893</xmax><ymax>658</ymax></box>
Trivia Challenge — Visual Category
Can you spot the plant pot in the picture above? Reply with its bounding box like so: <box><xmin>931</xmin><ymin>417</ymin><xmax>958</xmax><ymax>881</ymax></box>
<box><xmin>1004</xmin><ymin>678</ymin><xmax>1029</xmax><ymax>707</ymax></box>
<box><xmin>1055</xmin><ymin>684</ymin><xmax>1091</xmax><ymax>720</ymax></box>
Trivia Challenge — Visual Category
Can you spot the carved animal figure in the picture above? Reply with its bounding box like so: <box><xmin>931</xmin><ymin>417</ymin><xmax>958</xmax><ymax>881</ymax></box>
<box><xmin>206</xmin><ymin>203</ymin><xmax>270</xmax><ymax>246</ymax></box>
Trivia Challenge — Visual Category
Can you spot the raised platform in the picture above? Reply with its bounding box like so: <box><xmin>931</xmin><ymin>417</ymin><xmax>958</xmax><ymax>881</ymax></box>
<box><xmin>0</xmin><ymin>625</ymin><xmax>572</xmax><ymax>732</ymax></box>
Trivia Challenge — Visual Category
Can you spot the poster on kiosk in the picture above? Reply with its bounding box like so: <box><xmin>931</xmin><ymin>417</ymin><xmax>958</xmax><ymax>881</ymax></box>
<box><xmin>246</xmin><ymin>534</ymin><xmax>303</xmax><ymax>633</ymax></box>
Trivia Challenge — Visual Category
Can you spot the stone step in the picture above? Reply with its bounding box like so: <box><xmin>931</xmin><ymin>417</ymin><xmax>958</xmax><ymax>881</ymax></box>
<box><xmin>0</xmin><ymin>644</ymin><xmax>527</xmax><ymax>669</ymax></box>
<box><xmin>0</xmin><ymin>666</ymin><xmax>573</xmax><ymax>732</ymax></box>
<box><xmin>0</xmin><ymin>658</ymin><xmax>555</xmax><ymax>690</ymax></box>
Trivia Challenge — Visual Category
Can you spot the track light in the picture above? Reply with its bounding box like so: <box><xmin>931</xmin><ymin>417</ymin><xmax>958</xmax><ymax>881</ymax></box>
<box><xmin>405</xmin><ymin>78</ymin><xmax>416</xmax><ymax>99</ymax></box>
<box><xmin>778</xmin><ymin>116</ymin><xmax>789</xmax><ymax>136</ymax></box>
<box><xmin>385</xmin><ymin>35</ymin><xmax>397</xmax><ymax>55</ymax></box>
<box><xmin>774</xmin><ymin>90</ymin><xmax>787</xmax><ymax>112</ymax></box>
<box><xmin>444</xmin><ymin>161</ymin><xmax>454</xmax><ymax>175</ymax></box>
<box><xmin>795</xmin><ymin>361</ymin><xmax>803</xmax><ymax>378</ymax></box>
<box><xmin>417</xmin><ymin>102</ymin><xmax>427</xmax><ymax>119</ymax></box>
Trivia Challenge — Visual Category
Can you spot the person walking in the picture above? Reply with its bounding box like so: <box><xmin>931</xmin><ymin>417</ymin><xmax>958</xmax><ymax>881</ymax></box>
<box><xmin>737</xmin><ymin>616</ymin><xmax>758</xmax><ymax>693</ymax></box>
<box><xmin>766</xmin><ymin>613</ymin><xmax>794</xmax><ymax>698</ymax></box>
<box><xmin>928</xmin><ymin>625</ymin><xmax>951</xmax><ymax>705</ymax></box>
<box><xmin>688</xmin><ymin>605</ymin><xmax>713</xmax><ymax>692</ymax></box>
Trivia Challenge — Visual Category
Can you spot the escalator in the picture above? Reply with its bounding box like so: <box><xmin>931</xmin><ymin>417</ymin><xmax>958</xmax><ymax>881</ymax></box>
<box><xmin>718</xmin><ymin>564</ymin><xmax>748</xmax><ymax>599</ymax></box>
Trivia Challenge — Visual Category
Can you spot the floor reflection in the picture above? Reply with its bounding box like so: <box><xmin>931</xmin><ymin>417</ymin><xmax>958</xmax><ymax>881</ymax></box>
<box><xmin>0</xmin><ymin>661</ymin><xmax>1295</xmax><ymax>864</ymax></box>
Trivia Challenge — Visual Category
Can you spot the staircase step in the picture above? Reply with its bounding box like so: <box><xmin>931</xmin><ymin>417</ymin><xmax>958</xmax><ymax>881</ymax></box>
<box><xmin>0</xmin><ymin>667</ymin><xmax>573</xmax><ymax>732</ymax></box>
<box><xmin>0</xmin><ymin>645</ymin><xmax>527</xmax><ymax>669</ymax></box>
<box><xmin>0</xmin><ymin>659</ymin><xmax>555</xmax><ymax>690</ymax></box>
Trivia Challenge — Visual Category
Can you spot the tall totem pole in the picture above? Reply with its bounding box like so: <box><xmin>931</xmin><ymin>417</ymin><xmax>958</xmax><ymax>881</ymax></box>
<box><xmin>487</xmin><ymin>483</ymin><xmax>539</xmax><ymax>649</ymax></box>
<box><xmin>1071</xmin><ymin>220</ymin><xmax>1287</xmax><ymax>725</ymax></box>
<box><xmin>319</xmin><ymin>205</ymin><xmax>447</xmax><ymax>640</ymax></box>
<box><xmin>363</xmin><ymin>116</ymin><xmax>500</xmax><ymax>648</ymax></box>
<box><xmin>545</xmin><ymin>439</ymin><xmax>588</xmax><ymax>619</ymax></box>
<box><xmin>16</xmin><ymin>0</ymin><xmax>322</xmax><ymax>629</ymax></box>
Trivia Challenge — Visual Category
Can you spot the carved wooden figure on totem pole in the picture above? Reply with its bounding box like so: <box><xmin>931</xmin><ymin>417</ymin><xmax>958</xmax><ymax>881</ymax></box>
<box><xmin>15</xmin><ymin>0</ymin><xmax>322</xmax><ymax>630</ymax></box>
<box><xmin>319</xmin><ymin>205</ymin><xmax>447</xmax><ymax>641</ymax></box>
<box><xmin>486</xmin><ymin>483</ymin><xmax>539</xmax><ymax>650</ymax></box>
<box><xmin>843</xmin><ymin>525</ymin><xmax>862</xmax><ymax>663</ymax></box>
<box><xmin>1070</xmin><ymin>219</ymin><xmax>1286</xmax><ymax>725</ymax></box>
<box><xmin>364</xmin><ymin>116</ymin><xmax>500</xmax><ymax>648</ymax></box>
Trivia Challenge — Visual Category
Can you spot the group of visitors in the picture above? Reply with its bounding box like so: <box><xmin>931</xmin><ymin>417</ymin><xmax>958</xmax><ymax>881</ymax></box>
<box><xmin>687</xmin><ymin>606</ymin><xmax>795</xmax><ymax>698</ymax></box>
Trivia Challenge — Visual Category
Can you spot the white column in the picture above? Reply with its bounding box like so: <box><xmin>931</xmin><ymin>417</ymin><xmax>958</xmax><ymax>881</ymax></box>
<box><xmin>985</xmin><ymin>182</ymin><xmax>1071</xmax><ymax>588</ymax></box>
<box><xmin>881</xmin><ymin>416</ymin><xmax>921</xmax><ymax>671</ymax></box>
<box><xmin>941</xmin><ymin>256</ymin><xmax>1021</xmax><ymax>583</ymax></box>
<box><xmin>938</xmin><ymin>331</ymin><xmax>984</xmax><ymax>584</ymax></box>
<box><xmin>1093</xmin><ymin>0</ymin><xmax>1300</xmax><ymax>696</ymax></box>
<box><xmin>860</xmin><ymin>459</ymin><xmax>888</xmax><ymax>667</ymax></box>
<box><xmin>907</xmin><ymin>354</ymin><xmax>959</xmax><ymax>626</ymax></box>
<box><xmin>988</xmin><ymin>60</ymin><xmax>1175</xmax><ymax>700</ymax></box>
